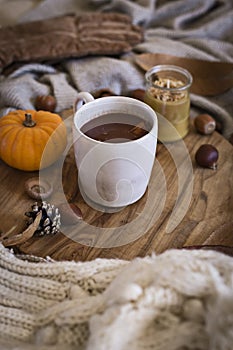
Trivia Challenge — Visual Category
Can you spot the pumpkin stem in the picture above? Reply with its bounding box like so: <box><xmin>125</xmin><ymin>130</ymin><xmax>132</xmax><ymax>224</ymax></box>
<box><xmin>23</xmin><ymin>113</ymin><xmax>36</xmax><ymax>127</ymax></box>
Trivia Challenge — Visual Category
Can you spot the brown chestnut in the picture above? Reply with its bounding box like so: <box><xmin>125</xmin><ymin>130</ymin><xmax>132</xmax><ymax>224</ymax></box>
<box><xmin>93</xmin><ymin>89</ymin><xmax>116</xmax><ymax>98</ymax></box>
<box><xmin>35</xmin><ymin>95</ymin><xmax>57</xmax><ymax>112</ymax></box>
<box><xmin>194</xmin><ymin>114</ymin><xmax>216</xmax><ymax>135</ymax></box>
<box><xmin>129</xmin><ymin>89</ymin><xmax>146</xmax><ymax>102</ymax></box>
<box><xmin>58</xmin><ymin>203</ymin><xmax>83</xmax><ymax>225</ymax></box>
<box><xmin>195</xmin><ymin>144</ymin><xmax>219</xmax><ymax>170</ymax></box>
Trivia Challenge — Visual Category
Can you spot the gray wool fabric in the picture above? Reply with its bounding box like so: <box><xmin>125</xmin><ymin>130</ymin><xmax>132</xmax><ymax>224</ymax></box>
<box><xmin>0</xmin><ymin>0</ymin><xmax>233</xmax><ymax>138</ymax></box>
<box><xmin>64</xmin><ymin>57</ymin><xmax>145</xmax><ymax>96</ymax></box>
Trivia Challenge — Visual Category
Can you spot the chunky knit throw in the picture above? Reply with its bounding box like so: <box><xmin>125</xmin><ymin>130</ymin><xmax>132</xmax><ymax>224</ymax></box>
<box><xmin>0</xmin><ymin>244</ymin><xmax>233</xmax><ymax>350</ymax></box>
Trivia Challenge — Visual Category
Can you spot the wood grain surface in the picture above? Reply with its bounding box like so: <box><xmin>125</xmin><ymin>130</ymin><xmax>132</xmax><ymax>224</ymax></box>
<box><xmin>0</xmin><ymin>110</ymin><xmax>232</xmax><ymax>262</ymax></box>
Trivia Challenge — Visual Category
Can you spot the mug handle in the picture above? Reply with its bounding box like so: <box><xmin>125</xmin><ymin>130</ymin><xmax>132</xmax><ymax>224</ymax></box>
<box><xmin>74</xmin><ymin>92</ymin><xmax>95</xmax><ymax>112</ymax></box>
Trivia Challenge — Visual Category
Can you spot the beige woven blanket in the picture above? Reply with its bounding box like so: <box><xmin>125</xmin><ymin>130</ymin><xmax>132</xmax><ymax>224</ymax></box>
<box><xmin>0</xmin><ymin>244</ymin><xmax>233</xmax><ymax>349</ymax></box>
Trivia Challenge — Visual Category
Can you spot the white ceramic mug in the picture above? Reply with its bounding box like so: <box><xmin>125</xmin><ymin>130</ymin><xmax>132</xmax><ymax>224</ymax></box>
<box><xmin>73</xmin><ymin>92</ymin><xmax>158</xmax><ymax>212</ymax></box>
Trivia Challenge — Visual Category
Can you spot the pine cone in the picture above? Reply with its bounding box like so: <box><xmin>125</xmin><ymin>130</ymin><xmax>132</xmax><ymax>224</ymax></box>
<box><xmin>25</xmin><ymin>201</ymin><xmax>61</xmax><ymax>236</ymax></box>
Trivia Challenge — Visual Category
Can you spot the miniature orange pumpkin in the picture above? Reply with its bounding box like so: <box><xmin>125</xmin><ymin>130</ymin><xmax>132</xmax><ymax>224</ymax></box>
<box><xmin>0</xmin><ymin>110</ymin><xmax>67</xmax><ymax>171</ymax></box>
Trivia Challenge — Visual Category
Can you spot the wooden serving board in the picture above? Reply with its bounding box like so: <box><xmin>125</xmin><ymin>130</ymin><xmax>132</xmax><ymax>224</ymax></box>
<box><xmin>0</xmin><ymin>111</ymin><xmax>232</xmax><ymax>261</ymax></box>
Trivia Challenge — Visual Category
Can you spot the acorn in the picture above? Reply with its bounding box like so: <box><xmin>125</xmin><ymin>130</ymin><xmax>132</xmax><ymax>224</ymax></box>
<box><xmin>194</xmin><ymin>114</ymin><xmax>216</xmax><ymax>135</ymax></box>
<box><xmin>195</xmin><ymin>144</ymin><xmax>219</xmax><ymax>170</ymax></box>
<box><xmin>25</xmin><ymin>177</ymin><xmax>53</xmax><ymax>200</ymax></box>
<box><xmin>35</xmin><ymin>95</ymin><xmax>57</xmax><ymax>112</ymax></box>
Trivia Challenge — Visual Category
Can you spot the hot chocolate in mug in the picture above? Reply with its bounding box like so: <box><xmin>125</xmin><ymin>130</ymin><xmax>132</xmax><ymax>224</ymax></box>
<box><xmin>73</xmin><ymin>92</ymin><xmax>158</xmax><ymax>212</ymax></box>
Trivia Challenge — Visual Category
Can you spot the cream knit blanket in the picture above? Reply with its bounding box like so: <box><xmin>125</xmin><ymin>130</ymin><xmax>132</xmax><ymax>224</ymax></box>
<box><xmin>0</xmin><ymin>244</ymin><xmax>233</xmax><ymax>350</ymax></box>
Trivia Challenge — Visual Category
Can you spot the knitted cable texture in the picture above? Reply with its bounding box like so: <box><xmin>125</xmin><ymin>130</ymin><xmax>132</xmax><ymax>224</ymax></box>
<box><xmin>0</xmin><ymin>244</ymin><xmax>233</xmax><ymax>350</ymax></box>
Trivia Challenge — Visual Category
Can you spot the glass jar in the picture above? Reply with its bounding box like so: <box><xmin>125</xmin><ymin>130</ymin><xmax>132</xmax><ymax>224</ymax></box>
<box><xmin>144</xmin><ymin>65</ymin><xmax>193</xmax><ymax>142</ymax></box>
